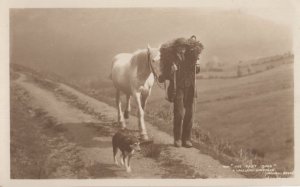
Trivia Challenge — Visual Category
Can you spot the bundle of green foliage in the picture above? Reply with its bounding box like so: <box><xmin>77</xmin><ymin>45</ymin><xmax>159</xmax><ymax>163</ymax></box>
<box><xmin>159</xmin><ymin>35</ymin><xmax>204</xmax><ymax>82</ymax></box>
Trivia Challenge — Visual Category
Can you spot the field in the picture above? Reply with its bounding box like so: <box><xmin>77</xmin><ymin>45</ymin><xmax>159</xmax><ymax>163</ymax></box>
<box><xmin>86</xmin><ymin>62</ymin><xmax>293</xmax><ymax>172</ymax></box>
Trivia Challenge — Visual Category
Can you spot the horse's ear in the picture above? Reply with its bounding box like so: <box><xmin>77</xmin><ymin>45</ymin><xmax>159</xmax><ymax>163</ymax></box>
<box><xmin>147</xmin><ymin>44</ymin><xmax>151</xmax><ymax>52</ymax></box>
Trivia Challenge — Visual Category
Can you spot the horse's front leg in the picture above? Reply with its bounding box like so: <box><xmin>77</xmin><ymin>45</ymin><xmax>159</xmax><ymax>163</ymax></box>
<box><xmin>133</xmin><ymin>91</ymin><xmax>149</xmax><ymax>141</ymax></box>
<box><xmin>116</xmin><ymin>89</ymin><xmax>126</xmax><ymax>129</ymax></box>
<box><xmin>141</xmin><ymin>90</ymin><xmax>150</xmax><ymax>110</ymax></box>
<box><xmin>124</xmin><ymin>94</ymin><xmax>131</xmax><ymax>119</ymax></box>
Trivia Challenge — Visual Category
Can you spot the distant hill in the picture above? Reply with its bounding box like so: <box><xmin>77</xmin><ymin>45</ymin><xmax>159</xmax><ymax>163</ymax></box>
<box><xmin>10</xmin><ymin>8</ymin><xmax>292</xmax><ymax>81</ymax></box>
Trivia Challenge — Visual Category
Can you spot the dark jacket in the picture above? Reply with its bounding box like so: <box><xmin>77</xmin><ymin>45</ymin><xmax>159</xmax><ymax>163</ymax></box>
<box><xmin>174</xmin><ymin>53</ymin><xmax>200</xmax><ymax>88</ymax></box>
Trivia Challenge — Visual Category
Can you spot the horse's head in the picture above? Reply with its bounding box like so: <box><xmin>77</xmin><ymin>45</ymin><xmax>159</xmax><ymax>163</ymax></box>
<box><xmin>147</xmin><ymin>44</ymin><xmax>161</xmax><ymax>65</ymax></box>
<box><xmin>147</xmin><ymin>44</ymin><xmax>161</xmax><ymax>78</ymax></box>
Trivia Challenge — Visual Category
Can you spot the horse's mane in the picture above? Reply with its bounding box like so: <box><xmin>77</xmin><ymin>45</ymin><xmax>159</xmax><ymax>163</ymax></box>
<box><xmin>131</xmin><ymin>49</ymin><xmax>145</xmax><ymax>57</ymax></box>
<box><xmin>131</xmin><ymin>48</ymin><xmax>160</xmax><ymax>63</ymax></box>
<box><xmin>129</xmin><ymin>49</ymin><xmax>149</xmax><ymax>79</ymax></box>
<box><xmin>130</xmin><ymin>48</ymin><xmax>160</xmax><ymax>79</ymax></box>
<box><xmin>131</xmin><ymin>49</ymin><xmax>147</xmax><ymax>65</ymax></box>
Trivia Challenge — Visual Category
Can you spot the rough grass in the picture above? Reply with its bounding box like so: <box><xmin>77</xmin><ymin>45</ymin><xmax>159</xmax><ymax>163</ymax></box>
<box><xmin>10</xmin><ymin>83</ymin><xmax>88</xmax><ymax>178</ymax></box>
<box><xmin>141</xmin><ymin>144</ymin><xmax>164</xmax><ymax>159</ymax></box>
<box><xmin>10</xmin><ymin>85</ymin><xmax>50</xmax><ymax>178</ymax></box>
<box><xmin>192</xmin><ymin>64</ymin><xmax>294</xmax><ymax>171</ymax></box>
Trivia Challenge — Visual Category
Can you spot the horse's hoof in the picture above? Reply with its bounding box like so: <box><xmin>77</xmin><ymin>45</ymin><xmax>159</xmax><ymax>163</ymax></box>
<box><xmin>119</xmin><ymin>122</ymin><xmax>126</xmax><ymax>129</ymax></box>
<box><xmin>126</xmin><ymin>167</ymin><xmax>132</xmax><ymax>173</ymax></box>
<box><xmin>120</xmin><ymin>160</ymin><xmax>124</xmax><ymax>166</ymax></box>
<box><xmin>124</xmin><ymin>111</ymin><xmax>129</xmax><ymax>119</ymax></box>
<box><xmin>139</xmin><ymin>134</ymin><xmax>149</xmax><ymax>141</ymax></box>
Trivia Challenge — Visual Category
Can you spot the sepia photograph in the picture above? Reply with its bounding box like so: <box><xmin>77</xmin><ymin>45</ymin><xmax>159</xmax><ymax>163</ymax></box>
<box><xmin>1</xmin><ymin>0</ymin><xmax>299</xmax><ymax>186</ymax></box>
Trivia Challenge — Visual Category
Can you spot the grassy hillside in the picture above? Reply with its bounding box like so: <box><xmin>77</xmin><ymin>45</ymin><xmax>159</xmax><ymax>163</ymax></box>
<box><xmin>199</xmin><ymin>67</ymin><xmax>293</xmax><ymax>168</ymax></box>
<box><xmin>147</xmin><ymin>63</ymin><xmax>293</xmax><ymax>171</ymax></box>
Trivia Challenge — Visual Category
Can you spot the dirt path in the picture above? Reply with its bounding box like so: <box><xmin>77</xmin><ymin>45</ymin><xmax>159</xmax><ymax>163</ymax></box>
<box><xmin>14</xmin><ymin>73</ymin><xmax>242</xmax><ymax>178</ymax></box>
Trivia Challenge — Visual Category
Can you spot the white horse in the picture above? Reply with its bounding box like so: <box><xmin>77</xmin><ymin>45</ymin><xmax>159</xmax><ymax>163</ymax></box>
<box><xmin>110</xmin><ymin>45</ymin><xmax>160</xmax><ymax>140</ymax></box>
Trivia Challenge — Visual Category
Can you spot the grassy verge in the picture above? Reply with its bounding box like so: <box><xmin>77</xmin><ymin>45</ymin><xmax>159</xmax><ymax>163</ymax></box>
<box><xmin>10</xmin><ymin>84</ymin><xmax>50</xmax><ymax>178</ymax></box>
<box><xmin>10</xmin><ymin>80</ymin><xmax>88</xmax><ymax>178</ymax></box>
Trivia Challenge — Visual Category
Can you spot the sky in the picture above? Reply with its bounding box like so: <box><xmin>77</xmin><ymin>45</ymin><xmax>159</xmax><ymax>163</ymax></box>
<box><xmin>218</xmin><ymin>0</ymin><xmax>295</xmax><ymax>27</ymax></box>
<box><xmin>8</xmin><ymin>0</ymin><xmax>295</xmax><ymax>80</ymax></box>
<box><xmin>8</xmin><ymin>0</ymin><xmax>296</xmax><ymax>27</ymax></box>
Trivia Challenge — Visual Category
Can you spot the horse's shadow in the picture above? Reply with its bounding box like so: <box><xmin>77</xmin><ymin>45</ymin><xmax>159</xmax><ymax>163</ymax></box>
<box><xmin>54</xmin><ymin>121</ymin><xmax>142</xmax><ymax>149</ymax></box>
<box><xmin>56</xmin><ymin>122</ymin><xmax>116</xmax><ymax>148</ymax></box>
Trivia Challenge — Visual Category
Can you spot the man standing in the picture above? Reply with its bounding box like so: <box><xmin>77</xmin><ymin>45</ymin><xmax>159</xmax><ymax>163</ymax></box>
<box><xmin>170</xmin><ymin>37</ymin><xmax>201</xmax><ymax>148</ymax></box>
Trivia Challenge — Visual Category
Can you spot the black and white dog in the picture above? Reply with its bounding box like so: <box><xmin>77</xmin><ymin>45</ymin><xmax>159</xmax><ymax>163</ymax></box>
<box><xmin>112</xmin><ymin>131</ymin><xmax>141</xmax><ymax>172</ymax></box>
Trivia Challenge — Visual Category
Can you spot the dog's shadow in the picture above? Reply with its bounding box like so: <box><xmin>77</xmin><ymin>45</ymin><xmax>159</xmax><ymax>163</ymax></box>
<box><xmin>87</xmin><ymin>163</ymin><xmax>120</xmax><ymax>178</ymax></box>
<box><xmin>87</xmin><ymin>162</ymin><xmax>138</xmax><ymax>178</ymax></box>
<box><xmin>139</xmin><ymin>143</ymin><xmax>169</xmax><ymax>160</ymax></box>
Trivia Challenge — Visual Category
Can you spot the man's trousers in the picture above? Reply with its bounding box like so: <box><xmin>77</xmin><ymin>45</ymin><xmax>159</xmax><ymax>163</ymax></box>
<box><xmin>173</xmin><ymin>85</ymin><xmax>195</xmax><ymax>141</ymax></box>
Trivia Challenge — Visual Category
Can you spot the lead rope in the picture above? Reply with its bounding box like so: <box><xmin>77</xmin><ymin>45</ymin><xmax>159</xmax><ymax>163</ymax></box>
<box><xmin>173</xmin><ymin>70</ymin><xmax>177</xmax><ymax>94</ymax></box>
<box><xmin>193</xmin><ymin>63</ymin><xmax>197</xmax><ymax>127</ymax></box>
<box><xmin>164</xmin><ymin>80</ymin><xmax>168</xmax><ymax>100</ymax></box>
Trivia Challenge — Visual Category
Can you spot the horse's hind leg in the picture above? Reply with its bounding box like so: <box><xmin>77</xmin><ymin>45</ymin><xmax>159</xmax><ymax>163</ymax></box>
<box><xmin>124</xmin><ymin>94</ymin><xmax>131</xmax><ymax>119</ymax></box>
<box><xmin>116</xmin><ymin>89</ymin><xmax>126</xmax><ymax>129</ymax></box>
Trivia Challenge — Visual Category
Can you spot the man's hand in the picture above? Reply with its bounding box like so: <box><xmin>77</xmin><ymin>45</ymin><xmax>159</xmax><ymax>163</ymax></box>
<box><xmin>196</xmin><ymin>62</ymin><xmax>200</xmax><ymax>74</ymax></box>
<box><xmin>158</xmin><ymin>75</ymin><xmax>165</xmax><ymax>83</ymax></box>
<box><xmin>171</xmin><ymin>63</ymin><xmax>178</xmax><ymax>73</ymax></box>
